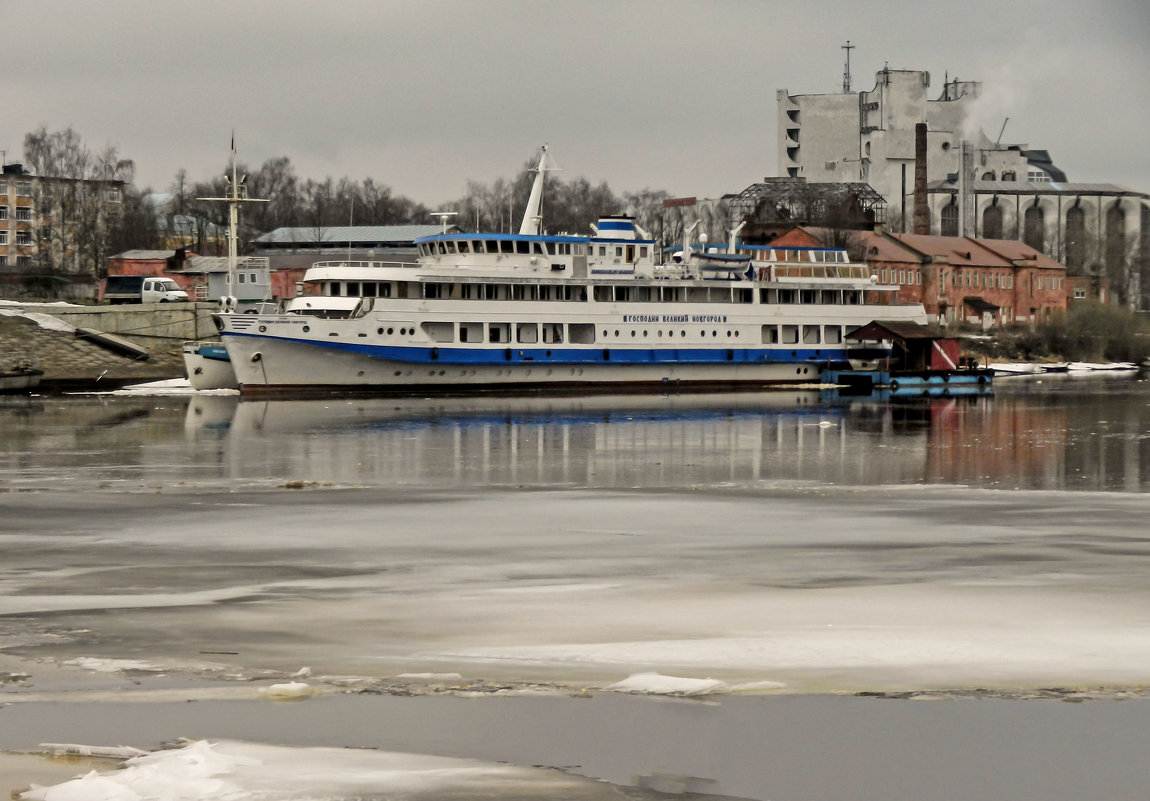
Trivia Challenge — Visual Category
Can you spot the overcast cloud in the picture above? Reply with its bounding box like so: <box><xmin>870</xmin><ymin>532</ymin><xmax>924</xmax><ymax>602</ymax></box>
<box><xmin>6</xmin><ymin>0</ymin><xmax>1148</xmax><ymax>208</ymax></box>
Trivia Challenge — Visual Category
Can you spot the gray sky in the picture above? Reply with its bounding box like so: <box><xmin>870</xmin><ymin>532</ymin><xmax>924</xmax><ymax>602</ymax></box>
<box><xmin>6</xmin><ymin>0</ymin><xmax>1149</xmax><ymax>208</ymax></box>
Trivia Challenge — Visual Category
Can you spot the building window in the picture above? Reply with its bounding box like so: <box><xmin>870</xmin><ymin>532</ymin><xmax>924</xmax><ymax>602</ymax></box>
<box><xmin>982</xmin><ymin>205</ymin><xmax>1003</xmax><ymax>239</ymax></box>
<box><xmin>16</xmin><ymin>231</ymin><xmax>31</xmax><ymax>245</ymax></box>
<box><xmin>1073</xmin><ymin>289</ymin><xmax>1087</xmax><ymax>299</ymax></box>
<box><xmin>1023</xmin><ymin>204</ymin><xmax>1045</xmax><ymax>250</ymax></box>
<box><xmin>941</xmin><ymin>202</ymin><xmax>958</xmax><ymax>237</ymax></box>
<box><xmin>1105</xmin><ymin>204</ymin><xmax>1127</xmax><ymax>277</ymax></box>
<box><xmin>0</xmin><ymin>231</ymin><xmax>7</xmax><ymax>245</ymax></box>
<box><xmin>0</xmin><ymin>205</ymin><xmax>7</xmax><ymax>220</ymax></box>
<box><xmin>15</xmin><ymin>207</ymin><xmax>31</xmax><ymax>221</ymax></box>
<box><xmin>1027</xmin><ymin>169</ymin><xmax>1049</xmax><ymax>183</ymax></box>
<box><xmin>1065</xmin><ymin>206</ymin><xmax>1086</xmax><ymax>271</ymax></box>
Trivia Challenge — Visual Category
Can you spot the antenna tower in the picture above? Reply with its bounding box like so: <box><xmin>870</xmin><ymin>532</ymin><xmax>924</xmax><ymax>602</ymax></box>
<box><xmin>841</xmin><ymin>40</ymin><xmax>855</xmax><ymax>93</ymax></box>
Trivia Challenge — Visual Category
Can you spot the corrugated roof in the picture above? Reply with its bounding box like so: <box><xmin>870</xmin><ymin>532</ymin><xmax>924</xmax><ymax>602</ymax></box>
<box><xmin>929</xmin><ymin>180</ymin><xmax>1148</xmax><ymax>198</ymax></box>
<box><xmin>254</xmin><ymin>225</ymin><xmax>448</xmax><ymax>245</ymax></box>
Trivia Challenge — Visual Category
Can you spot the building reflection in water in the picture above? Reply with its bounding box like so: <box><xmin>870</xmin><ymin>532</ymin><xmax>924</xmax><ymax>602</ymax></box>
<box><xmin>162</xmin><ymin>384</ymin><xmax>1086</xmax><ymax>491</ymax></box>
<box><xmin>177</xmin><ymin>378</ymin><xmax>1150</xmax><ymax>493</ymax></box>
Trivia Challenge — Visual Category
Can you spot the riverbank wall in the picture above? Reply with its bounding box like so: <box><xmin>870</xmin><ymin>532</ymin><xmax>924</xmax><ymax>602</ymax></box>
<box><xmin>1</xmin><ymin>302</ymin><xmax>219</xmax><ymax>391</ymax></box>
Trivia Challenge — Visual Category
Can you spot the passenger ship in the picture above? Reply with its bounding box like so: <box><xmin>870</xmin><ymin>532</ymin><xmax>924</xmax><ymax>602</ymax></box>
<box><xmin>215</xmin><ymin>151</ymin><xmax>926</xmax><ymax>397</ymax></box>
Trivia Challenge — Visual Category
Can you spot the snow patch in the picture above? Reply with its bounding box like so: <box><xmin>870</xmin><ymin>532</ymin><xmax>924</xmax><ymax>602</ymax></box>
<box><xmin>605</xmin><ymin>672</ymin><xmax>728</xmax><ymax>696</ymax></box>
<box><xmin>62</xmin><ymin>658</ymin><xmax>161</xmax><ymax>674</ymax></box>
<box><xmin>0</xmin><ymin>307</ymin><xmax>76</xmax><ymax>333</ymax></box>
<box><xmin>258</xmin><ymin>681</ymin><xmax>316</xmax><ymax>699</ymax></box>
<box><xmin>20</xmin><ymin>739</ymin><xmax>608</xmax><ymax>801</ymax></box>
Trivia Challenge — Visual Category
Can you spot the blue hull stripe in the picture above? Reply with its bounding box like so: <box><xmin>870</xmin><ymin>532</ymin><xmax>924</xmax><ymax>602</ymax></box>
<box><xmin>225</xmin><ymin>332</ymin><xmax>851</xmax><ymax>366</ymax></box>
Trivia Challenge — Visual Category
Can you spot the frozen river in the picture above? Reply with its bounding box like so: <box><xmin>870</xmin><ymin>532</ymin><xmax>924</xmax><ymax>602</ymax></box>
<box><xmin>2</xmin><ymin>375</ymin><xmax>1150</xmax><ymax>799</ymax></box>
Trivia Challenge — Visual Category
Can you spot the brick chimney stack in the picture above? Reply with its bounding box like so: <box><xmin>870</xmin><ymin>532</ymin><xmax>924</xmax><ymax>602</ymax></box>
<box><xmin>913</xmin><ymin>122</ymin><xmax>930</xmax><ymax>235</ymax></box>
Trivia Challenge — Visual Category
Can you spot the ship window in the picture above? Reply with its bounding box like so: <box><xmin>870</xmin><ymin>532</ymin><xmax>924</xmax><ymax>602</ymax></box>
<box><xmin>516</xmin><ymin>323</ymin><xmax>538</xmax><ymax>343</ymax></box>
<box><xmin>542</xmin><ymin>323</ymin><xmax>564</xmax><ymax>343</ymax></box>
<box><xmin>778</xmin><ymin>289</ymin><xmax>796</xmax><ymax>304</ymax></box>
<box><xmin>362</xmin><ymin>283</ymin><xmax>377</xmax><ymax>297</ymax></box>
<box><xmin>594</xmin><ymin>285</ymin><xmax>612</xmax><ymax>302</ymax></box>
<box><xmin>421</xmin><ymin>321</ymin><xmax>454</xmax><ymax>343</ymax></box>
<box><xmin>615</xmin><ymin>286</ymin><xmax>631</xmax><ymax>302</ymax></box>
<box><xmin>500</xmin><ymin>241</ymin><xmax>513</xmax><ymax>254</ymax></box>
<box><xmin>803</xmin><ymin>325</ymin><xmax>820</xmax><ymax>344</ymax></box>
<box><xmin>781</xmin><ymin>325</ymin><xmax>799</xmax><ymax>344</ymax></box>
<box><xmin>640</xmin><ymin>246</ymin><xmax>648</xmax><ymax>259</ymax></box>
<box><xmin>237</xmin><ymin>274</ymin><xmax>246</xmax><ymax>284</ymax></box>
<box><xmin>801</xmin><ymin>290</ymin><xmax>817</xmax><ymax>304</ymax></box>
<box><xmin>736</xmin><ymin>288</ymin><xmax>752</xmax><ymax>303</ymax></box>
<box><xmin>824</xmin><ymin>326</ymin><xmax>842</xmax><ymax>344</ymax></box>
<box><xmin>762</xmin><ymin>325</ymin><xmax>779</xmax><ymax>344</ymax></box>
<box><xmin>516</xmin><ymin>241</ymin><xmax>530</xmax><ymax>254</ymax></box>
<box><xmin>347</xmin><ymin>282</ymin><xmax>360</xmax><ymax>296</ymax></box>
<box><xmin>330</xmin><ymin>283</ymin><xmax>342</xmax><ymax>296</ymax></box>
<box><xmin>460</xmin><ymin>322</ymin><xmax>483</xmax><ymax>343</ymax></box>
<box><xmin>512</xmin><ymin>284</ymin><xmax>525</xmax><ymax>300</ymax></box>
<box><xmin>379</xmin><ymin>283</ymin><xmax>392</xmax><ymax>298</ymax></box>
<box><xmin>488</xmin><ymin>323</ymin><xmax>510</xmax><ymax>343</ymax></box>
<box><xmin>569</xmin><ymin>323</ymin><xmax>595</xmax><ymax>344</ymax></box>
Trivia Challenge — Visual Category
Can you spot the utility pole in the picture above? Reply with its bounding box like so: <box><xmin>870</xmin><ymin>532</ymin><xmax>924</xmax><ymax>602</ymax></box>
<box><xmin>842</xmin><ymin>41</ymin><xmax>855</xmax><ymax>93</ymax></box>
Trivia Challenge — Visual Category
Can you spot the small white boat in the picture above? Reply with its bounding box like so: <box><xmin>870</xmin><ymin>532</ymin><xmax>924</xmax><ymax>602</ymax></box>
<box><xmin>183</xmin><ymin>340</ymin><xmax>238</xmax><ymax>390</ymax></box>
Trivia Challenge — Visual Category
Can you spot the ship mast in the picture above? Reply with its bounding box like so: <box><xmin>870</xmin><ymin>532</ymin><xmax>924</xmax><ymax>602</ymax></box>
<box><xmin>518</xmin><ymin>144</ymin><xmax>560</xmax><ymax>236</ymax></box>
<box><xmin>197</xmin><ymin>133</ymin><xmax>267</xmax><ymax>311</ymax></box>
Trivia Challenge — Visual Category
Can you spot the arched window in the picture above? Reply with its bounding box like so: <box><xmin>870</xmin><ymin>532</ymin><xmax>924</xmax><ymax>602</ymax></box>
<box><xmin>982</xmin><ymin>204</ymin><xmax>1003</xmax><ymax>239</ymax></box>
<box><xmin>981</xmin><ymin>171</ymin><xmax>996</xmax><ymax>181</ymax></box>
<box><xmin>1065</xmin><ymin>205</ymin><xmax>1086</xmax><ymax>271</ymax></box>
<box><xmin>941</xmin><ymin>202</ymin><xmax>958</xmax><ymax>237</ymax></box>
<box><xmin>1105</xmin><ymin>204</ymin><xmax>1127</xmax><ymax>276</ymax></box>
<box><xmin>1024</xmin><ymin>204</ymin><xmax>1045</xmax><ymax>250</ymax></box>
<box><xmin>1001</xmin><ymin>170</ymin><xmax>1017</xmax><ymax>181</ymax></box>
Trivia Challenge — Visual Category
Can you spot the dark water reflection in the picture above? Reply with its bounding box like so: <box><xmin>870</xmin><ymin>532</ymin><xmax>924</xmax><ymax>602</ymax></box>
<box><xmin>1</xmin><ymin>374</ymin><xmax>1147</xmax><ymax>493</ymax></box>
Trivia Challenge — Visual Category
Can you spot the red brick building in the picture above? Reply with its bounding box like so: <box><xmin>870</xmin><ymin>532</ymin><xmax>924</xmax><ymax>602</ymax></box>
<box><xmin>771</xmin><ymin>228</ymin><xmax>1068</xmax><ymax>327</ymax></box>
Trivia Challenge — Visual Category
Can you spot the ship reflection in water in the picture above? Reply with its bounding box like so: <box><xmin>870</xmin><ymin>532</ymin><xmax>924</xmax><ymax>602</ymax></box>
<box><xmin>182</xmin><ymin>376</ymin><xmax>1150</xmax><ymax>492</ymax></box>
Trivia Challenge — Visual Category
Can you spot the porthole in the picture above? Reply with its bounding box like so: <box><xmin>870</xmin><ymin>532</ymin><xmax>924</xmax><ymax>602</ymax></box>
<box><xmin>394</xmin><ymin>371</ymin><xmax>402</xmax><ymax>376</ymax></box>
<box><xmin>631</xmin><ymin>331</ymin><xmax>636</xmax><ymax>337</ymax></box>
<box><xmin>302</xmin><ymin>325</ymin><xmax>310</xmax><ymax>332</ymax></box>
<box><xmin>377</xmin><ymin>328</ymin><xmax>384</xmax><ymax>335</ymax></box>
<box><xmin>643</xmin><ymin>330</ymin><xmax>648</xmax><ymax>337</ymax></box>
<box><xmin>259</xmin><ymin>325</ymin><xmax>267</xmax><ymax>332</ymax></box>
<box><xmin>387</xmin><ymin>327</ymin><xmax>394</xmax><ymax>335</ymax></box>
<box><xmin>681</xmin><ymin>330</ymin><xmax>686</xmax><ymax>338</ymax></box>
<box><xmin>712</xmin><ymin>330</ymin><xmax>717</xmax><ymax>337</ymax></box>
<box><xmin>614</xmin><ymin>329</ymin><xmax>620</xmax><ymax>337</ymax></box>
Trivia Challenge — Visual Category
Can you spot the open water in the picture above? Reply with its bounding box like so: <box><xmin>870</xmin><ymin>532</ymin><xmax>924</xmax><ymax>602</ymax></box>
<box><xmin>2</xmin><ymin>373</ymin><xmax>1150</xmax><ymax>800</ymax></box>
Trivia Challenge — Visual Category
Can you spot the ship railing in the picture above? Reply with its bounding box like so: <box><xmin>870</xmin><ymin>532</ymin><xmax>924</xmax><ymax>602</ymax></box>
<box><xmin>754</xmin><ymin>264</ymin><xmax>872</xmax><ymax>281</ymax></box>
<box><xmin>310</xmin><ymin>260</ymin><xmax>414</xmax><ymax>270</ymax></box>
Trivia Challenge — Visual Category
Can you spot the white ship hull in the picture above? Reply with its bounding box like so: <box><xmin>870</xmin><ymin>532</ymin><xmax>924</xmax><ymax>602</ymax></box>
<box><xmin>183</xmin><ymin>341</ymin><xmax>239</xmax><ymax>390</ymax></box>
<box><xmin>220</xmin><ymin>299</ymin><xmax>924</xmax><ymax>397</ymax></box>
